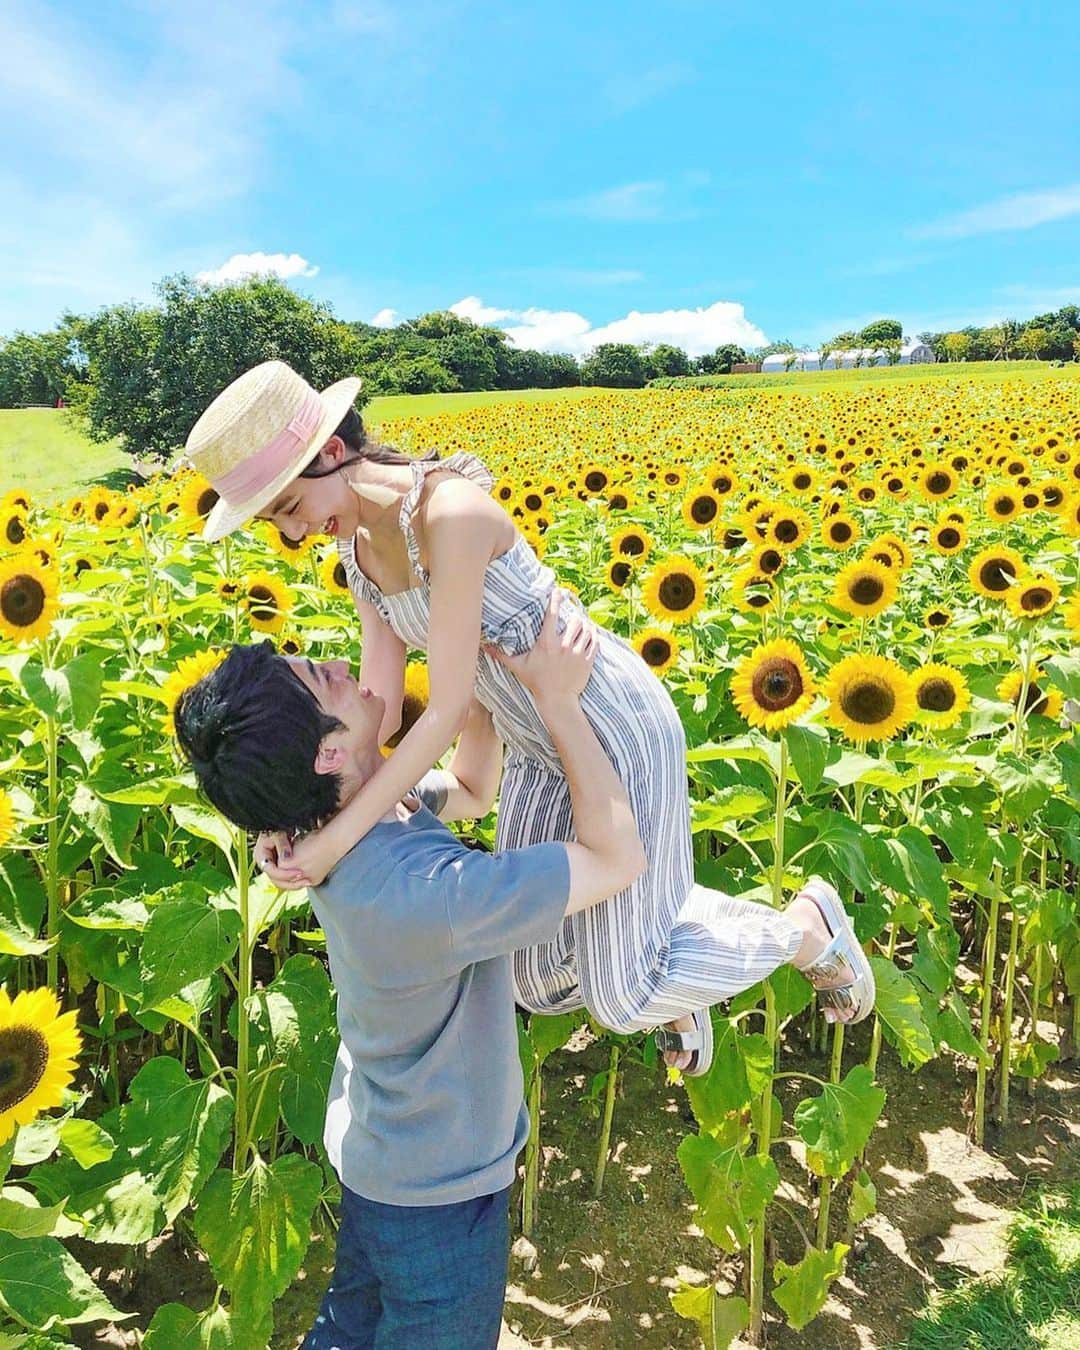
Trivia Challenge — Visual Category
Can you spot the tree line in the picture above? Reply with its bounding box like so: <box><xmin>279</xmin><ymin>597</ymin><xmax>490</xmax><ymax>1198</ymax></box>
<box><xmin>1</xmin><ymin>278</ymin><xmax>1077</xmax><ymax>460</ymax></box>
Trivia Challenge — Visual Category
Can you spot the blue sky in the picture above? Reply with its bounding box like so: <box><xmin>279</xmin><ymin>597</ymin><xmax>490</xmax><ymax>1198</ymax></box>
<box><xmin>2</xmin><ymin>0</ymin><xmax>1078</xmax><ymax>354</ymax></box>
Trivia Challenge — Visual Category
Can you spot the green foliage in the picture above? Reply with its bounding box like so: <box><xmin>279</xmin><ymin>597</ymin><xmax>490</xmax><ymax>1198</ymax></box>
<box><xmin>0</xmin><ymin>1231</ymin><xmax>129</xmax><ymax>1329</ymax></box>
<box><xmin>0</xmin><ymin>328</ymin><xmax>82</xmax><ymax>408</ymax></box>
<box><xmin>678</xmin><ymin>1133</ymin><xmax>779</xmax><ymax>1254</ymax></box>
<box><xmin>669</xmin><ymin>1280</ymin><xmax>749</xmax><ymax>1347</ymax></box>
<box><xmin>580</xmin><ymin>342</ymin><xmax>647</xmax><ymax>388</ymax></box>
<box><xmin>794</xmin><ymin>1065</ymin><xmax>886</xmax><ymax>1178</ymax></box>
<box><xmin>771</xmin><ymin>1242</ymin><xmax>849</xmax><ymax>1330</ymax></box>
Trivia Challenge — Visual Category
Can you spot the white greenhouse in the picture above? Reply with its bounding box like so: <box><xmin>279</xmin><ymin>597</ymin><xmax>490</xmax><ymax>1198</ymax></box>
<box><xmin>761</xmin><ymin>341</ymin><xmax>935</xmax><ymax>373</ymax></box>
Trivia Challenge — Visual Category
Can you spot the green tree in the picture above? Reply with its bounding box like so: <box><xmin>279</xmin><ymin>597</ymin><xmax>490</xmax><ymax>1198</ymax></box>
<box><xmin>1017</xmin><ymin>327</ymin><xmax>1050</xmax><ymax>359</ymax></box>
<box><xmin>642</xmin><ymin>343</ymin><xmax>690</xmax><ymax>379</ymax></box>
<box><xmin>580</xmin><ymin>343</ymin><xmax>646</xmax><ymax>388</ymax></box>
<box><xmin>857</xmin><ymin>318</ymin><xmax>903</xmax><ymax>346</ymax></box>
<box><xmin>382</xmin><ymin>354</ymin><xmax>459</xmax><ymax>394</ymax></box>
<box><xmin>941</xmin><ymin>332</ymin><xmax>971</xmax><ymax>362</ymax></box>
<box><xmin>435</xmin><ymin>330</ymin><xmax>498</xmax><ymax>390</ymax></box>
<box><xmin>0</xmin><ymin>328</ymin><xmax>83</xmax><ymax>407</ymax></box>
<box><xmin>74</xmin><ymin>275</ymin><xmax>366</xmax><ymax>460</ymax></box>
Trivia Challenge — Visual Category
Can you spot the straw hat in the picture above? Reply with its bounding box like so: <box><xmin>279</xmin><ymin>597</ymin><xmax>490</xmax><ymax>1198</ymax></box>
<box><xmin>184</xmin><ymin>360</ymin><xmax>362</xmax><ymax>542</ymax></box>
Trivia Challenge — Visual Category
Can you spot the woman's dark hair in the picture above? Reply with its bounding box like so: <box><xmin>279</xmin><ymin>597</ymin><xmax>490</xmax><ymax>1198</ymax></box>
<box><xmin>298</xmin><ymin>407</ymin><xmax>439</xmax><ymax>479</ymax></box>
<box><xmin>174</xmin><ymin>643</ymin><xmax>344</xmax><ymax>833</ymax></box>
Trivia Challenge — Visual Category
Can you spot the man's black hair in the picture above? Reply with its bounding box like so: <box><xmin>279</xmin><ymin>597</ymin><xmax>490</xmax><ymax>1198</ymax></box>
<box><xmin>174</xmin><ymin>642</ymin><xmax>344</xmax><ymax>833</ymax></box>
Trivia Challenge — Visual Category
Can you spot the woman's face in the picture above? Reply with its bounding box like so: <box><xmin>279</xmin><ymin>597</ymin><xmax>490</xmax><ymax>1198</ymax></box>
<box><xmin>255</xmin><ymin>438</ymin><xmax>359</xmax><ymax>541</ymax></box>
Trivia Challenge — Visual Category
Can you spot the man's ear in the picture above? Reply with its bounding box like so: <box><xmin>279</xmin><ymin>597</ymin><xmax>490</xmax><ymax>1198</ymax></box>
<box><xmin>314</xmin><ymin>739</ymin><xmax>346</xmax><ymax>776</ymax></box>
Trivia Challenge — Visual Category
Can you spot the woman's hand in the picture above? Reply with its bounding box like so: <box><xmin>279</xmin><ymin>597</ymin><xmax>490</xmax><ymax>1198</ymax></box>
<box><xmin>486</xmin><ymin>590</ymin><xmax>597</xmax><ymax>700</ymax></box>
<box><xmin>254</xmin><ymin>825</ymin><xmax>337</xmax><ymax>890</ymax></box>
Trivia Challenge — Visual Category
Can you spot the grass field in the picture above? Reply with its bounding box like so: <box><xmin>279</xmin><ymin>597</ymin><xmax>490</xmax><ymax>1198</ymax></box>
<box><xmin>0</xmin><ymin>386</ymin><xmax>608</xmax><ymax>501</ymax></box>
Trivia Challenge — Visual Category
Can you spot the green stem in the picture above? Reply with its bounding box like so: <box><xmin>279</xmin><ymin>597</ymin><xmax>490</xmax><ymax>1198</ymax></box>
<box><xmin>974</xmin><ymin>865</ymin><xmax>1002</xmax><ymax>1148</ymax></box>
<box><xmin>44</xmin><ymin>709</ymin><xmax>60</xmax><ymax>992</ymax></box>
<box><xmin>233</xmin><ymin>828</ymin><xmax>252</xmax><ymax>1175</ymax></box>
<box><xmin>816</xmin><ymin>1022</ymin><xmax>846</xmax><ymax>1249</ymax></box>
<box><xmin>867</xmin><ymin>921</ymin><xmax>898</xmax><ymax>1078</ymax></box>
<box><xmin>593</xmin><ymin>1043</ymin><xmax>620</xmax><ymax>1199</ymax></box>
<box><xmin>749</xmin><ymin>734</ymin><xmax>787</xmax><ymax>1346</ymax></box>
<box><xmin>522</xmin><ymin>1067</ymin><xmax>541</xmax><ymax>1237</ymax></box>
<box><xmin>996</xmin><ymin>837</ymin><xmax>1026</xmax><ymax>1124</ymax></box>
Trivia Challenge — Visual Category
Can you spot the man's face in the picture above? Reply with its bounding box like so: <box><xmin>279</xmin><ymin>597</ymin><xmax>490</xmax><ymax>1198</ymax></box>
<box><xmin>285</xmin><ymin>657</ymin><xmax>385</xmax><ymax>764</ymax></box>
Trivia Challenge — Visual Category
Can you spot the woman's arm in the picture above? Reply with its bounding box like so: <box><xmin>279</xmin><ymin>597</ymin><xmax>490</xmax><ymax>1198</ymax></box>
<box><xmin>422</xmin><ymin>698</ymin><xmax>502</xmax><ymax>821</ymax></box>
<box><xmin>355</xmin><ymin>595</ymin><xmax>406</xmax><ymax>745</ymax></box>
<box><xmin>280</xmin><ymin>480</ymin><xmax>503</xmax><ymax>883</ymax></box>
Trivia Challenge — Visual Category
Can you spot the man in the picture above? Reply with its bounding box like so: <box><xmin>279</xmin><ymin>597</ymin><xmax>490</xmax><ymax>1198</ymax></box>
<box><xmin>174</xmin><ymin>595</ymin><xmax>646</xmax><ymax>1349</ymax></box>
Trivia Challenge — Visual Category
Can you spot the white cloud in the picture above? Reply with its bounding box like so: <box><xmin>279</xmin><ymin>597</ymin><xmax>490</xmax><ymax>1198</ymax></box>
<box><xmin>370</xmin><ymin>308</ymin><xmax>399</xmax><ymax>327</ymax></box>
<box><xmin>912</xmin><ymin>183</ymin><xmax>1080</xmax><ymax>241</ymax></box>
<box><xmin>545</xmin><ymin>181</ymin><xmax>671</xmax><ymax>223</ymax></box>
<box><xmin>195</xmin><ymin>253</ymin><xmax>319</xmax><ymax>285</ymax></box>
<box><xmin>447</xmin><ymin>296</ymin><xmax>767</xmax><ymax>357</ymax></box>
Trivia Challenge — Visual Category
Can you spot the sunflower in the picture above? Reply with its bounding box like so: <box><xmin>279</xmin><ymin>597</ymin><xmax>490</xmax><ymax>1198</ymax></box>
<box><xmin>660</xmin><ymin>466</ymin><xmax>687</xmax><ymax>491</ymax></box>
<box><xmin>603</xmin><ymin>486</ymin><xmax>636</xmax><ymax>513</ymax></box>
<box><xmin>996</xmin><ymin>669</ymin><xmax>1064</xmax><ymax>721</ymax></box>
<box><xmin>160</xmin><ymin>648</ymin><xmax>226</xmax><ymax>736</ymax></box>
<box><xmin>1</xmin><ymin>509</ymin><xmax>28</xmax><ymax>550</ymax></box>
<box><xmin>985</xmin><ymin>486</ymin><xmax>1021</xmax><ymax>523</ymax></box>
<box><xmin>0</xmin><ymin>555</ymin><xmax>59</xmax><ymax>644</ymax></box>
<box><xmin>519</xmin><ymin>487</ymin><xmax>546</xmax><ymax>515</ymax></box>
<box><xmin>265</xmin><ymin>524</ymin><xmax>315</xmax><ymax>564</ymax></box>
<box><xmin>278</xmin><ymin>632</ymin><xmax>304</xmax><ymax>657</ymax></box>
<box><xmin>642</xmin><ymin>557</ymin><xmax>706</xmax><ymax>625</ymax></box>
<box><xmin>0</xmin><ymin>987</ymin><xmax>82</xmax><ymax>1146</ymax></box>
<box><xmin>924</xmin><ymin>605</ymin><xmax>952</xmax><ymax>630</ymax></box>
<box><xmin>0</xmin><ymin>789</ymin><xmax>14</xmax><ymax>850</ymax></box>
<box><xmin>319</xmin><ymin>553</ymin><xmax>352</xmax><ymax>595</ymax></box>
<box><xmin>731</xmin><ymin>566</ymin><xmax>776</xmax><ymax>614</ymax></box>
<box><xmin>633</xmin><ymin>626</ymin><xmax>680</xmax><ymax>676</ymax></box>
<box><xmin>912</xmin><ymin>663</ymin><xmax>971</xmax><ymax>729</ymax></box>
<box><xmin>611</xmin><ymin>526</ymin><xmax>652</xmax><ymax>563</ymax></box>
<box><xmin>730</xmin><ymin>639</ymin><xmax>816</xmax><ymax>732</ymax></box>
<box><xmin>930</xmin><ymin>519</ymin><xmax>967</xmax><ymax>555</ymax></box>
<box><xmin>244</xmin><ymin>571</ymin><xmax>294</xmax><ymax>635</ymax></box>
<box><xmin>824</xmin><ymin>653</ymin><xmax>915</xmax><ymax>743</ymax></box>
<box><xmin>84</xmin><ymin>487</ymin><xmax>115</xmax><ymax>525</ymax></box>
<box><xmin>919</xmin><ymin>463</ymin><xmax>957</xmax><ymax>501</ymax></box>
<box><xmin>1060</xmin><ymin>494</ymin><xmax>1080</xmax><ymax>538</ymax></box>
<box><xmin>681</xmin><ymin>488</ymin><xmax>721</xmax><ymax>531</ymax></box>
<box><xmin>1038</xmin><ymin>478</ymin><xmax>1068</xmax><ymax>512</ymax></box>
<box><xmin>750</xmin><ymin>543</ymin><xmax>785</xmax><ymax>576</ymax></box>
<box><xmin>969</xmin><ymin>546</ymin><xmax>1025</xmax><ymax>599</ymax></box>
<box><xmin>768</xmin><ymin>505</ymin><xmax>812</xmax><ymax>550</ymax></box>
<box><xmin>605</xmin><ymin>559</ymin><xmax>634</xmax><ymax>592</ymax></box>
<box><xmin>822</xmin><ymin>514</ymin><xmax>860</xmax><ymax>550</ymax></box>
<box><xmin>1062</xmin><ymin>591</ymin><xmax>1080</xmax><ymax>634</ymax></box>
<box><xmin>784</xmin><ymin>465</ymin><xmax>817</xmax><ymax>495</ymax></box>
<box><xmin>708</xmin><ymin>465</ymin><xmax>739</xmax><ymax>497</ymax></box>
<box><xmin>0</xmin><ymin>490</ymin><xmax>30</xmax><ymax>514</ymax></box>
<box><xmin>874</xmin><ymin>532</ymin><xmax>912</xmax><ymax>569</ymax></box>
<box><xmin>832</xmin><ymin>558</ymin><xmax>898</xmax><ymax>620</ymax></box>
<box><xmin>387</xmin><ymin>662</ymin><xmax>430</xmax><ymax>747</ymax></box>
<box><xmin>580</xmin><ymin>465</ymin><xmax>611</xmax><ymax>497</ymax></box>
<box><xmin>492</xmin><ymin>477</ymin><xmax>516</xmax><ymax>507</ymax></box>
<box><xmin>63</xmin><ymin>496</ymin><xmax>87</xmax><ymax>523</ymax></box>
<box><xmin>179</xmin><ymin>474</ymin><xmax>220</xmax><ymax>526</ymax></box>
<box><xmin>216</xmin><ymin>576</ymin><xmax>242</xmax><ymax>601</ymax></box>
<box><xmin>106</xmin><ymin>499</ymin><xmax>139</xmax><ymax>529</ymax></box>
<box><xmin>1005</xmin><ymin>573</ymin><xmax>1060</xmax><ymax>621</ymax></box>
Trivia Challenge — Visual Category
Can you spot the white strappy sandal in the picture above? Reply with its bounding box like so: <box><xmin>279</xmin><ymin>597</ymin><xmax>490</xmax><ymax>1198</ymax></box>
<box><xmin>795</xmin><ymin>877</ymin><xmax>876</xmax><ymax>1024</ymax></box>
<box><xmin>654</xmin><ymin>1006</ymin><xmax>715</xmax><ymax>1076</ymax></box>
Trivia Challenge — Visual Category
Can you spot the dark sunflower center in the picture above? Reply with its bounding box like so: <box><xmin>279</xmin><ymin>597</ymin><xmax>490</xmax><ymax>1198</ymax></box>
<box><xmin>759</xmin><ymin>549</ymin><xmax>783</xmax><ymax>575</ymax></box>
<box><xmin>74</xmin><ymin>559</ymin><xmax>92</xmax><ymax>576</ymax></box>
<box><xmin>751</xmin><ymin>658</ymin><xmax>803</xmax><ymax>710</ymax></box>
<box><xmin>858</xmin><ymin>487</ymin><xmax>876</xmax><ymax>502</ymax></box>
<box><xmin>663</xmin><ymin>471</ymin><xmax>681</xmax><ymax>486</ymax></box>
<box><xmin>524</xmin><ymin>493</ymin><xmax>543</xmax><ymax>512</ymax></box>
<box><xmin>641</xmin><ymin>637</ymin><xmax>672</xmax><ymax>667</ymax></box>
<box><xmin>1</xmin><ymin>574</ymin><xmax>45</xmax><ymax>626</ymax></box>
<box><xmin>978</xmin><ymin>557</ymin><xmax>1015</xmax><ymax>592</ymax></box>
<box><xmin>332</xmin><ymin>562</ymin><xmax>348</xmax><ymax>589</ymax></box>
<box><xmin>248</xmin><ymin>585</ymin><xmax>277</xmax><ymax>620</ymax></box>
<box><xmin>608</xmin><ymin>492</ymin><xmax>629</xmax><ymax>510</ymax></box>
<box><xmin>281</xmin><ymin>638</ymin><xmax>301</xmax><ymax>655</ymax></box>
<box><xmin>658</xmin><ymin>573</ymin><xmax>696</xmax><ymax>611</ymax></box>
<box><xmin>870</xmin><ymin>550</ymin><xmax>894</xmax><ymax>568</ymax></box>
<box><xmin>620</xmin><ymin>534</ymin><xmax>645</xmax><ymax>557</ymax></box>
<box><xmin>1021</xmin><ymin>683</ymin><xmax>1047</xmax><ymax>713</ymax></box>
<box><xmin>610</xmin><ymin>561</ymin><xmax>632</xmax><ymax>587</ymax></box>
<box><xmin>849</xmin><ymin>575</ymin><xmax>884</xmax><ymax>606</ymax></box>
<box><xmin>993</xmin><ymin>496</ymin><xmax>1016</xmax><ymax>516</ymax></box>
<box><xmin>278</xmin><ymin>532</ymin><xmax>303</xmax><ymax>551</ymax></box>
<box><xmin>830</xmin><ymin>522</ymin><xmax>853</xmax><ymax>542</ymax></box>
<box><xmin>774</xmin><ymin>519</ymin><xmax>799</xmax><ymax>543</ymax></box>
<box><xmin>584</xmin><ymin>472</ymin><xmax>608</xmax><ymax>493</ymax></box>
<box><xmin>746</xmin><ymin>582</ymin><xmax>771</xmax><ymax>609</ymax></box>
<box><xmin>841</xmin><ymin>677</ymin><xmax>896</xmax><ymax>726</ymax></box>
<box><xmin>1044</xmin><ymin>487</ymin><xmax>1063</xmax><ymax>507</ymax></box>
<box><xmin>887</xmin><ymin>478</ymin><xmax>903</xmax><ymax>492</ymax></box>
<box><xmin>927</xmin><ymin>609</ymin><xmax>949</xmax><ymax>627</ymax></box>
<box><xmin>93</xmin><ymin>501</ymin><xmax>110</xmax><ymax>521</ymax></box>
<box><xmin>918</xmin><ymin>677</ymin><xmax>956</xmax><ymax>712</ymax></box>
<box><xmin>0</xmin><ymin>1025</ymin><xmax>49</xmax><ymax>1112</ymax></box>
<box><xmin>712</xmin><ymin>475</ymin><xmax>733</xmax><ymax>494</ymax></box>
<box><xmin>690</xmin><ymin>496</ymin><xmax>718</xmax><ymax>524</ymax></box>
<box><xmin>196</xmin><ymin>488</ymin><xmax>220</xmax><ymax>518</ymax></box>
<box><xmin>722</xmin><ymin>530</ymin><xmax>746</xmax><ymax>550</ymax></box>
<box><xmin>938</xmin><ymin>528</ymin><xmax>961</xmax><ymax>549</ymax></box>
<box><xmin>926</xmin><ymin>472</ymin><xmax>951</xmax><ymax>494</ymax></box>
<box><xmin>4</xmin><ymin>517</ymin><xmax>26</xmax><ymax>545</ymax></box>
<box><xmin>793</xmin><ymin>473</ymin><xmax>812</xmax><ymax>490</ymax></box>
<box><xmin>497</xmin><ymin>486</ymin><xmax>513</xmax><ymax>501</ymax></box>
<box><xmin>1020</xmin><ymin>587</ymin><xmax>1052</xmax><ymax>612</ymax></box>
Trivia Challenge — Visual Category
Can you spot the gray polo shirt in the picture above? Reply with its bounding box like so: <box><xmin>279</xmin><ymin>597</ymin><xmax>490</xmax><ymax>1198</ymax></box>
<box><xmin>310</xmin><ymin>784</ymin><xmax>570</xmax><ymax>1207</ymax></box>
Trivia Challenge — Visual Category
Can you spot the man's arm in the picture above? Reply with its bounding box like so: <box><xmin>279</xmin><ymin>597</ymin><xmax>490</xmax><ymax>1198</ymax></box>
<box><xmin>415</xmin><ymin>698</ymin><xmax>502</xmax><ymax>822</ymax></box>
<box><xmin>489</xmin><ymin>594</ymin><xmax>646</xmax><ymax>917</ymax></box>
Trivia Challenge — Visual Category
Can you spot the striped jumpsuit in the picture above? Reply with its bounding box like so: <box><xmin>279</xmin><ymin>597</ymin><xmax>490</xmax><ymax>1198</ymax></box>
<box><xmin>338</xmin><ymin>453</ymin><xmax>802</xmax><ymax>1033</ymax></box>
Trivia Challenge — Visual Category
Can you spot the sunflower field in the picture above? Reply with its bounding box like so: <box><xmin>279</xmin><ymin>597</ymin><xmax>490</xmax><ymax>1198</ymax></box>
<box><xmin>0</xmin><ymin>369</ymin><xmax>1077</xmax><ymax>1348</ymax></box>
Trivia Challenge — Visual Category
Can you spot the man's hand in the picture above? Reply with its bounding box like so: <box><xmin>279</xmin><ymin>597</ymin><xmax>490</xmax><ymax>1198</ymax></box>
<box><xmin>486</xmin><ymin>590</ymin><xmax>597</xmax><ymax>701</ymax></box>
<box><xmin>254</xmin><ymin>827</ymin><xmax>331</xmax><ymax>889</ymax></box>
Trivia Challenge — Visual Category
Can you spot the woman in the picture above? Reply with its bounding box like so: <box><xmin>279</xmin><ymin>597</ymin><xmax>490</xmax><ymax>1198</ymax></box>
<box><xmin>182</xmin><ymin>361</ymin><xmax>875</xmax><ymax>1072</ymax></box>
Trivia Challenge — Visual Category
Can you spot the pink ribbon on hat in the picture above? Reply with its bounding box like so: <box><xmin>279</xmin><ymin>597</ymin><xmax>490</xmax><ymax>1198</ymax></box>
<box><xmin>214</xmin><ymin>387</ymin><xmax>326</xmax><ymax>503</ymax></box>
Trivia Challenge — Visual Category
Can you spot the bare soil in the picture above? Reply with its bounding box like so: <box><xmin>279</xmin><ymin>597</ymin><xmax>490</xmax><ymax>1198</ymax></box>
<box><xmin>72</xmin><ymin>1022</ymin><xmax>1079</xmax><ymax>1350</ymax></box>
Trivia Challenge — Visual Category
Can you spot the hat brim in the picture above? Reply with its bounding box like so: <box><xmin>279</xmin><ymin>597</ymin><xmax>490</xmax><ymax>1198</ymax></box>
<box><xmin>201</xmin><ymin>375</ymin><xmax>363</xmax><ymax>543</ymax></box>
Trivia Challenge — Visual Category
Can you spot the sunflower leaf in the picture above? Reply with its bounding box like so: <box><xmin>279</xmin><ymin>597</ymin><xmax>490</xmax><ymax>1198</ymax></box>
<box><xmin>772</xmin><ymin>1242</ymin><xmax>849</xmax><ymax>1330</ymax></box>
<box><xmin>0</xmin><ymin>1231</ymin><xmax>130</xmax><ymax>1327</ymax></box>
<box><xmin>793</xmin><ymin>1065</ymin><xmax>886</xmax><ymax>1178</ymax></box>
<box><xmin>677</xmin><ymin>1133</ymin><xmax>778</xmax><ymax>1254</ymax></box>
<box><xmin>669</xmin><ymin>1281</ymin><xmax>750</xmax><ymax>1348</ymax></box>
<box><xmin>870</xmin><ymin>958</ymin><xmax>936</xmax><ymax>1067</ymax></box>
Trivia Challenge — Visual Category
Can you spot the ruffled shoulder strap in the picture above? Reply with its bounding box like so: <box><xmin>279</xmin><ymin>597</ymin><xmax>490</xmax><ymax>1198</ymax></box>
<box><xmin>335</xmin><ymin>536</ymin><xmax>388</xmax><ymax>617</ymax></box>
<box><xmin>398</xmin><ymin>452</ymin><xmax>495</xmax><ymax>582</ymax></box>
